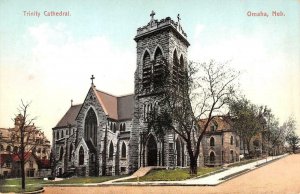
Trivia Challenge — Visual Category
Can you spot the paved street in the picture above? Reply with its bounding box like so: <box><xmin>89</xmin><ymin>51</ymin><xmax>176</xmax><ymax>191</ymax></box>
<box><xmin>44</xmin><ymin>154</ymin><xmax>300</xmax><ymax>194</ymax></box>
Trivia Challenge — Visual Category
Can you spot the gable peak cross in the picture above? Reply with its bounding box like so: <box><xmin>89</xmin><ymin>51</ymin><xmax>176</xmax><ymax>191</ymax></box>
<box><xmin>90</xmin><ymin>75</ymin><xmax>95</xmax><ymax>85</ymax></box>
<box><xmin>150</xmin><ymin>10</ymin><xmax>155</xmax><ymax>20</ymax></box>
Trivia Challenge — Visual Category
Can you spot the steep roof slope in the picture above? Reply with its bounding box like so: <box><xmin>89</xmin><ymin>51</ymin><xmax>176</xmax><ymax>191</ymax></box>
<box><xmin>55</xmin><ymin>104</ymin><xmax>82</xmax><ymax>128</ymax></box>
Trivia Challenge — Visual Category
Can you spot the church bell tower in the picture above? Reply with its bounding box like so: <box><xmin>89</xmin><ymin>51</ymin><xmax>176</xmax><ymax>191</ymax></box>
<box><xmin>129</xmin><ymin>11</ymin><xmax>190</xmax><ymax>173</ymax></box>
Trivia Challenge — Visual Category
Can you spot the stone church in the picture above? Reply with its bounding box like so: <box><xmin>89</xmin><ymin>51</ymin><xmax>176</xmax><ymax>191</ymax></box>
<box><xmin>52</xmin><ymin>13</ymin><xmax>203</xmax><ymax>177</ymax></box>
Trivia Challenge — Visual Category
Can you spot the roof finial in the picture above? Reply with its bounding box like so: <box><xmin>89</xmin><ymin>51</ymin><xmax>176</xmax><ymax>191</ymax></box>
<box><xmin>71</xmin><ymin>99</ymin><xmax>73</xmax><ymax>106</ymax></box>
<box><xmin>150</xmin><ymin>10</ymin><xmax>155</xmax><ymax>21</ymax></box>
<box><xmin>90</xmin><ymin>75</ymin><xmax>95</xmax><ymax>86</ymax></box>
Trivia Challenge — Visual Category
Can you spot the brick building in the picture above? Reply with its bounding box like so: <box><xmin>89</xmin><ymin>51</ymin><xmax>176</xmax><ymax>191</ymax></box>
<box><xmin>201</xmin><ymin>116</ymin><xmax>240</xmax><ymax>166</ymax></box>
<box><xmin>0</xmin><ymin>115</ymin><xmax>51</xmax><ymax>177</ymax></box>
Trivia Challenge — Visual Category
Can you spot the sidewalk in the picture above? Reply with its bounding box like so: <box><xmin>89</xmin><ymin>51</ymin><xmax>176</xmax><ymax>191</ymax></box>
<box><xmin>100</xmin><ymin>154</ymin><xmax>287</xmax><ymax>186</ymax></box>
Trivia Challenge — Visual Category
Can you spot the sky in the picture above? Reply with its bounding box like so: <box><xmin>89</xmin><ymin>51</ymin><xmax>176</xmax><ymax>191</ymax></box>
<box><xmin>0</xmin><ymin>0</ymin><xmax>299</xmax><ymax>143</ymax></box>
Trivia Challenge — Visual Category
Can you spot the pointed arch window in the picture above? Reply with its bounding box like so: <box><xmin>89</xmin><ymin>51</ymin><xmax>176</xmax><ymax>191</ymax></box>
<box><xmin>113</xmin><ymin>123</ymin><xmax>116</xmax><ymax>133</ymax></box>
<box><xmin>210</xmin><ymin>151</ymin><xmax>215</xmax><ymax>163</ymax></box>
<box><xmin>59</xmin><ymin>146</ymin><xmax>64</xmax><ymax>161</ymax></box>
<box><xmin>153</xmin><ymin>47</ymin><xmax>165</xmax><ymax>87</ymax></box>
<box><xmin>178</xmin><ymin>55</ymin><xmax>184</xmax><ymax>85</ymax></box>
<box><xmin>109</xmin><ymin>141</ymin><xmax>114</xmax><ymax>160</ymax></box>
<box><xmin>172</xmin><ymin>50</ymin><xmax>179</xmax><ymax>84</ymax></box>
<box><xmin>210</xmin><ymin>122</ymin><xmax>218</xmax><ymax>132</ymax></box>
<box><xmin>142</xmin><ymin>51</ymin><xmax>151</xmax><ymax>88</ymax></box>
<box><xmin>230</xmin><ymin>136</ymin><xmax>234</xmax><ymax>145</ymax></box>
<box><xmin>121</xmin><ymin>142</ymin><xmax>126</xmax><ymax>158</ymax></box>
<box><xmin>210</xmin><ymin>137</ymin><xmax>215</xmax><ymax>146</ymax></box>
<box><xmin>79</xmin><ymin>146</ymin><xmax>84</xmax><ymax>165</ymax></box>
<box><xmin>69</xmin><ymin>144</ymin><xmax>73</xmax><ymax>161</ymax></box>
<box><xmin>84</xmin><ymin>108</ymin><xmax>97</xmax><ymax>145</ymax></box>
<box><xmin>56</xmin><ymin>131</ymin><xmax>59</xmax><ymax>140</ymax></box>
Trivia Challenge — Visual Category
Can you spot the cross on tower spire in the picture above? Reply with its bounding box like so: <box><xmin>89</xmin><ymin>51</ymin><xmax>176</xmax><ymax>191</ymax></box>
<box><xmin>177</xmin><ymin>14</ymin><xmax>181</xmax><ymax>23</ymax></box>
<box><xmin>90</xmin><ymin>75</ymin><xmax>95</xmax><ymax>85</ymax></box>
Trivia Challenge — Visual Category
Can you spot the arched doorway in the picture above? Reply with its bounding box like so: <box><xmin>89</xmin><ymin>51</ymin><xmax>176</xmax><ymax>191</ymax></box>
<box><xmin>176</xmin><ymin>138</ymin><xmax>181</xmax><ymax>166</ymax></box>
<box><xmin>209</xmin><ymin>151</ymin><xmax>215</xmax><ymax>164</ymax></box>
<box><xmin>147</xmin><ymin>135</ymin><xmax>157</xmax><ymax>166</ymax></box>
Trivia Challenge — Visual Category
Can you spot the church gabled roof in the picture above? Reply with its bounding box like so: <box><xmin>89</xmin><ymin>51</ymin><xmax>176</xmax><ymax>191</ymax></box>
<box><xmin>54</xmin><ymin>104</ymin><xmax>82</xmax><ymax>128</ymax></box>
<box><xmin>94</xmin><ymin>88</ymin><xmax>134</xmax><ymax>120</ymax></box>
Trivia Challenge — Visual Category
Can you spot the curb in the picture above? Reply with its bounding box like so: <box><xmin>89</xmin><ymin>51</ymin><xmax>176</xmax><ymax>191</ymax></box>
<box><xmin>42</xmin><ymin>154</ymin><xmax>288</xmax><ymax>188</ymax></box>
<box><xmin>0</xmin><ymin>188</ymin><xmax>44</xmax><ymax>194</ymax></box>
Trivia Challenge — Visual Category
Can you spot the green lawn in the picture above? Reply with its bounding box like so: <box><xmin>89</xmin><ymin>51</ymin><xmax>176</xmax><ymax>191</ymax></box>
<box><xmin>0</xmin><ymin>176</ymin><xmax>125</xmax><ymax>193</ymax></box>
<box><xmin>124</xmin><ymin>167</ymin><xmax>222</xmax><ymax>182</ymax></box>
<box><xmin>46</xmin><ymin>176</ymin><xmax>125</xmax><ymax>184</ymax></box>
<box><xmin>227</xmin><ymin>158</ymin><xmax>260</xmax><ymax>168</ymax></box>
<box><xmin>0</xmin><ymin>177</ymin><xmax>47</xmax><ymax>185</ymax></box>
<box><xmin>0</xmin><ymin>185</ymin><xmax>43</xmax><ymax>193</ymax></box>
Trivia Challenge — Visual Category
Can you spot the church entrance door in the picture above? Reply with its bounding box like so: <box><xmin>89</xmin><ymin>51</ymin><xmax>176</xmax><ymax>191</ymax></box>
<box><xmin>147</xmin><ymin>135</ymin><xmax>157</xmax><ymax>166</ymax></box>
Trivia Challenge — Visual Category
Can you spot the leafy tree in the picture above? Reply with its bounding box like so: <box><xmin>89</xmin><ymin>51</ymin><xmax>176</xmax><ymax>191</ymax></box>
<box><xmin>229</xmin><ymin>98</ymin><xmax>266</xmax><ymax>157</ymax></box>
<box><xmin>263</xmin><ymin>113</ymin><xmax>294</xmax><ymax>156</ymax></box>
<box><xmin>284</xmin><ymin>118</ymin><xmax>299</xmax><ymax>153</ymax></box>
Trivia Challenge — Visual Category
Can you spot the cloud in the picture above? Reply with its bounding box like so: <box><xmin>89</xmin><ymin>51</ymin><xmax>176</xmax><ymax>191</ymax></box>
<box><xmin>0</xmin><ymin>22</ymin><xmax>136</xmax><ymax>142</ymax></box>
<box><xmin>190</xmin><ymin>24</ymin><xmax>300</xmax><ymax>133</ymax></box>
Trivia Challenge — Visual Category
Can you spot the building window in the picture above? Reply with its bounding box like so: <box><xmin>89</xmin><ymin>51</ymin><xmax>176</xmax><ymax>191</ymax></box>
<box><xmin>153</xmin><ymin>47</ymin><xmax>165</xmax><ymax>88</ymax></box>
<box><xmin>210</xmin><ymin>122</ymin><xmax>218</xmax><ymax>132</ymax></box>
<box><xmin>59</xmin><ymin>146</ymin><xmax>64</xmax><ymax>161</ymax></box>
<box><xmin>0</xmin><ymin>144</ymin><xmax>3</xmax><ymax>151</ymax></box>
<box><xmin>84</xmin><ymin>108</ymin><xmax>97</xmax><ymax>145</ymax></box>
<box><xmin>29</xmin><ymin>161</ymin><xmax>33</xmax><ymax>168</ymax></box>
<box><xmin>109</xmin><ymin>141</ymin><xmax>114</xmax><ymax>160</ymax></box>
<box><xmin>6</xmin><ymin>161</ymin><xmax>11</xmax><ymax>168</ymax></box>
<box><xmin>56</xmin><ymin>131</ymin><xmax>59</xmax><ymax>140</ymax></box>
<box><xmin>120</xmin><ymin>123</ymin><xmax>126</xmax><ymax>132</ymax></box>
<box><xmin>121</xmin><ymin>167</ymin><xmax>126</xmax><ymax>172</ymax></box>
<box><xmin>142</xmin><ymin>50</ymin><xmax>151</xmax><ymax>88</ymax></box>
<box><xmin>61</xmin><ymin>130</ymin><xmax>64</xmax><ymax>138</ymax></box>
<box><xmin>230</xmin><ymin>136</ymin><xmax>234</xmax><ymax>145</ymax></box>
<box><xmin>121</xmin><ymin>142</ymin><xmax>126</xmax><ymax>158</ymax></box>
<box><xmin>210</xmin><ymin>137</ymin><xmax>215</xmax><ymax>146</ymax></box>
<box><xmin>6</xmin><ymin>145</ymin><xmax>11</xmax><ymax>152</ymax></box>
<box><xmin>230</xmin><ymin>150</ymin><xmax>234</xmax><ymax>162</ymax></box>
<box><xmin>13</xmin><ymin>146</ymin><xmax>18</xmax><ymax>153</ymax></box>
<box><xmin>37</xmin><ymin>148</ymin><xmax>41</xmax><ymax>153</ymax></box>
<box><xmin>209</xmin><ymin>152</ymin><xmax>215</xmax><ymax>163</ymax></box>
<box><xmin>236</xmin><ymin>137</ymin><xmax>239</xmax><ymax>147</ymax></box>
<box><xmin>69</xmin><ymin>144</ymin><xmax>73</xmax><ymax>161</ymax></box>
<box><xmin>79</xmin><ymin>146</ymin><xmax>84</xmax><ymax>165</ymax></box>
<box><xmin>113</xmin><ymin>123</ymin><xmax>116</xmax><ymax>133</ymax></box>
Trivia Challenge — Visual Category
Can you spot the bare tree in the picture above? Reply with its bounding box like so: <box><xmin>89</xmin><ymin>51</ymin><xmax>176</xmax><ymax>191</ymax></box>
<box><xmin>150</xmin><ymin>60</ymin><xmax>239</xmax><ymax>175</ymax></box>
<box><xmin>7</xmin><ymin>100</ymin><xmax>39</xmax><ymax>190</ymax></box>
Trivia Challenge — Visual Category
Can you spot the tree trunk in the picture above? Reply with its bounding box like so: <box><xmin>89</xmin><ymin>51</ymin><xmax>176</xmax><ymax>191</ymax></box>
<box><xmin>246</xmin><ymin>141</ymin><xmax>251</xmax><ymax>157</ymax></box>
<box><xmin>189</xmin><ymin>156</ymin><xmax>198</xmax><ymax>175</ymax></box>
<box><xmin>21</xmin><ymin>157</ymin><xmax>25</xmax><ymax>190</ymax></box>
<box><xmin>20</xmin><ymin>122</ymin><xmax>25</xmax><ymax>190</ymax></box>
<box><xmin>186</xmin><ymin>141</ymin><xmax>198</xmax><ymax>175</ymax></box>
